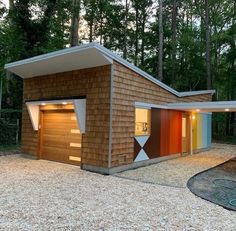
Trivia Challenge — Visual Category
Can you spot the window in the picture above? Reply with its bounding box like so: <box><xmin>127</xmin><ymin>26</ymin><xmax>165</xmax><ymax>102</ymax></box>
<box><xmin>135</xmin><ymin>108</ymin><xmax>151</xmax><ymax>136</ymax></box>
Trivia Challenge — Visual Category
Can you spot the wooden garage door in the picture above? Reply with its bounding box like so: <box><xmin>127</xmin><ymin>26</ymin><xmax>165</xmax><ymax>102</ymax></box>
<box><xmin>39</xmin><ymin>110</ymin><xmax>82</xmax><ymax>166</ymax></box>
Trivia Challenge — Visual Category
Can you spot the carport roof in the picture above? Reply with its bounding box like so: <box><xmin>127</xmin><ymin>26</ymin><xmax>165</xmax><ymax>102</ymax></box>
<box><xmin>136</xmin><ymin>101</ymin><xmax>236</xmax><ymax>112</ymax></box>
<box><xmin>4</xmin><ymin>42</ymin><xmax>215</xmax><ymax>98</ymax></box>
<box><xmin>167</xmin><ymin>101</ymin><xmax>236</xmax><ymax>112</ymax></box>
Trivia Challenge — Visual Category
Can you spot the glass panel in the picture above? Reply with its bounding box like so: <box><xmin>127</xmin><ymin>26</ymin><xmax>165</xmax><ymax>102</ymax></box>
<box><xmin>135</xmin><ymin>108</ymin><xmax>151</xmax><ymax>136</ymax></box>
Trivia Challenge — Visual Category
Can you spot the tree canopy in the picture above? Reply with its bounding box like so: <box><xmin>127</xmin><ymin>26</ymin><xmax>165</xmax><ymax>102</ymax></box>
<box><xmin>0</xmin><ymin>0</ymin><xmax>235</xmax><ymax>139</ymax></box>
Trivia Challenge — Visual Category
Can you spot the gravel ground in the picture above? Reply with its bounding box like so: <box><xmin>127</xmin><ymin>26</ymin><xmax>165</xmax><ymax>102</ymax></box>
<box><xmin>117</xmin><ymin>143</ymin><xmax>236</xmax><ymax>188</ymax></box>
<box><xmin>0</xmin><ymin>149</ymin><xmax>21</xmax><ymax>156</ymax></box>
<box><xmin>0</xmin><ymin>145</ymin><xmax>235</xmax><ymax>230</ymax></box>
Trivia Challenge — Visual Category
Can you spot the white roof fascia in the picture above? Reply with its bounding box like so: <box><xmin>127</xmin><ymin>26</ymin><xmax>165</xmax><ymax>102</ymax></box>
<box><xmin>135</xmin><ymin>100</ymin><xmax>236</xmax><ymax>112</ymax></box>
<box><xmin>5</xmin><ymin>43</ymin><xmax>96</xmax><ymax>69</ymax></box>
<box><xmin>5</xmin><ymin>42</ymin><xmax>215</xmax><ymax>98</ymax></box>
<box><xmin>167</xmin><ymin>101</ymin><xmax>236</xmax><ymax>111</ymax></box>
<box><xmin>5</xmin><ymin>46</ymin><xmax>113</xmax><ymax>78</ymax></box>
<box><xmin>135</xmin><ymin>102</ymin><xmax>168</xmax><ymax>109</ymax></box>
<box><xmin>178</xmin><ymin>90</ymin><xmax>215</xmax><ymax>97</ymax></box>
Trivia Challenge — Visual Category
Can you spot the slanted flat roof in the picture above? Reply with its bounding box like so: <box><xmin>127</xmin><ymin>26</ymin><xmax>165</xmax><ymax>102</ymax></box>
<box><xmin>4</xmin><ymin>42</ymin><xmax>215</xmax><ymax>98</ymax></box>
<box><xmin>136</xmin><ymin>101</ymin><xmax>236</xmax><ymax>112</ymax></box>
<box><xmin>167</xmin><ymin>101</ymin><xmax>236</xmax><ymax>112</ymax></box>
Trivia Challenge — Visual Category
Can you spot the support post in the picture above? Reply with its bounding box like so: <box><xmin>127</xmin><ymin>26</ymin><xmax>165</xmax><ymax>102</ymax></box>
<box><xmin>190</xmin><ymin>115</ymin><xmax>193</xmax><ymax>155</ymax></box>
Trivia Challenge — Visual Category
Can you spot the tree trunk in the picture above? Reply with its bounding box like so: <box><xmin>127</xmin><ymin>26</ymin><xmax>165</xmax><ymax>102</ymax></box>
<box><xmin>99</xmin><ymin>0</ymin><xmax>103</xmax><ymax>45</ymax></box>
<box><xmin>171</xmin><ymin>0</ymin><xmax>177</xmax><ymax>84</ymax></box>
<box><xmin>70</xmin><ymin>0</ymin><xmax>80</xmax><ymax>47</ymax></box>
<box><xmin>140</xmin><ymin>13</ymin><xmax>146</xmax><ymax>68</ymax></box>
<box><xmin>158</xmin><ymin>0</ymin><xmax>163</xmax><ymax>81</ymax></box>
<box><xmin>123</xmin><ymin>0</ymin><xmax>129</xmax><ymax>59</ymax></box>
<box><xmin>134</xmin><ymin>7</ymin><xmax>139</xmax><ymax>66</ymax></box>
<box><xmin>205</xmin><ymin>0</ymin><xmax>212</xmax><ymax>89</ymax></box>
<box><xmin>89</xmin><ymin>22</ymin><xmax>93</xmax><ymax>42</ymax></box>
<box><xmin>9</xmin><ymin>0</ymin><xmax>14</xmax><ymax>9</ymax></box>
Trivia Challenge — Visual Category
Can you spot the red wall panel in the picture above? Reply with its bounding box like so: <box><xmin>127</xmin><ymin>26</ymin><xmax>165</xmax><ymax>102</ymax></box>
<box><xmin>160</xmin><ymin>110</ymin><xmax>182</xmax><ymax>156</ymax></box>
<box><xmin>139</xmin><ymin>108</ymin><xmax>182</xmax><ymax>160</ymax></box>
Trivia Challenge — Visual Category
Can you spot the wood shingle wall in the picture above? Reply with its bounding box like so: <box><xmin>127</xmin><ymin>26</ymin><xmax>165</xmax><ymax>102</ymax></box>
<box><xmin>111</xmin><ymin>62</ymin><xmax>212</xmax><ymax>167</ymax></box>
<box><xmin>22</xmin><ymin>65</ymin><xmax>111</xmax><ymax>168</ymax></box>
<box><xmin>22</xmin><ymin>60</ymin><xmax>212</xmax><ymax>170</ymax></box>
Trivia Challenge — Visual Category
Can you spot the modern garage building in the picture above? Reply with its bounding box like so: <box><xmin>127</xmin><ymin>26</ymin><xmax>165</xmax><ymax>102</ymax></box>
<box><xmin>5</xmin><ymin>43</ymin><xmax>215</xmax><ymax>174</ymax></box>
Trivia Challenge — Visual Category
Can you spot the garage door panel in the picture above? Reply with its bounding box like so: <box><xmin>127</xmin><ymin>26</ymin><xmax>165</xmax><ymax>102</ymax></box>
<box><xmin>43</xmin><ymin>121</ymin><xmax>78</xmax><ymax>129</ymax></box>
<box><xmin>43</xmin><ymin>120</ymin><xmax>78</xmax><ymax>127</ymax></box>
<box><xmin>43</xmin><ymin>140</ymin><xmax>82</xmax><ymax>149</ymax></box>
<box><xmin>40</xmin><ymin>110</ymin><xmax>82</xmax><ymax>166</ymax></box>
<box><xmin>43</xmin><ymin>139</ymin><xmax>70</xmax><ymax>148</ymax></box>
<box><xmin>42</xmin><ymin>146</ymin><xmax>81</xmax><ymax>157</ymax></box>
<box><xmin>43</xmin><ymin>128</ymin><xmax>75</xmax><ymax>136</ymax></box>
<box><xmin>43</xmin><ymin>128</ymin><xmax>80</xmax><ymax>134</ymax></box>
<box><xmin>43</xmin><ymin>135</ymin><xmax>82</xmax><ymax>144</ymax></box>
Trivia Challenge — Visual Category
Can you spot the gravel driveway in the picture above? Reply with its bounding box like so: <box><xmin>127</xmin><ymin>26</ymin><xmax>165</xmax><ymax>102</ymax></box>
<box><xmin>117</xmin><ymin>143</ymin><xmax>236</xmax><ymax>188</ymax></box>
<box><xmin>0</xmin><ymin>145</ymin><xmax>236</xmax><ymax>230</ymax></box>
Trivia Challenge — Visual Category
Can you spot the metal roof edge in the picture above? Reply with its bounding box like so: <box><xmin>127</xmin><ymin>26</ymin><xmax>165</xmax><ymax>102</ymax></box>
<box><xmin>5</xmin><ymin>42</ymin><xmax>215</xmax><ymax>98</ymax></box>
<box><xmin>93</xmin><ymin>44</ymin><xmax>215</xmax><ymax>98</ymax></box>
<box><xmin>178</xmin><ymin>90</ymin><xmax>215</xmax><ymax>97</ymax></box>
<box><xmin>4</xmin><ymin>43</ymin><xmax>98</xmax><ymax>69</ymax></box>
<box><xmin>168</xmin><ymin>100</ymin><xmax>236</xmax><ymax>107</ymax></box>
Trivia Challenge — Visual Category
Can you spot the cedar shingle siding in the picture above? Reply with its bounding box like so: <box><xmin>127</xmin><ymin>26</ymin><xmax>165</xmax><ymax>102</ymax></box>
<box><xmin>22</xmin><ymin>65</ymin><xmax>111</xmax><ymax>168</ymax></box>
<box><xmin>21</xmin><ymin>61</ymin><xmax>212</xmax><ymax>169</ymax></box>
<box><xmin>111</xmin><ymin>62</ymin><xmax>212</xmax><ymax>167</ymax></box>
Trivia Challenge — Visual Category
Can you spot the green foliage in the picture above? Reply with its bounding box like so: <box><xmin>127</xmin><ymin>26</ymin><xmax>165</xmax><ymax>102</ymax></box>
<box><xmin>0</xmin><ymin>0</ymin><xmax>235</xmax><ymax>141</ymax></box>
<box><xmin>0</xmin><ymin>118</ymin><xmax>18</xmax><ymax>145</ymax></box>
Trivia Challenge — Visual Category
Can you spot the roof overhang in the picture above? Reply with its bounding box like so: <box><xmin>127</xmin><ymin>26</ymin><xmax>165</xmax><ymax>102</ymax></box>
<box><xmin>135</xmin><ymin>101</ymin><xmax>236</xmax><ymax>112</ymax></box>
<box><xmin>5</xmin><ymin>46</ymin><xmax>113</xmax><ymax>78</ymax></box>
<box><xmin>167</xmin><ymin>101</ymin><xmax>236</xmax><ymax>112</ymax></box>
<box><xmin>4</xmin><ymin>42</ymin><xmax>215</xmax><ymax>97</ymax></box>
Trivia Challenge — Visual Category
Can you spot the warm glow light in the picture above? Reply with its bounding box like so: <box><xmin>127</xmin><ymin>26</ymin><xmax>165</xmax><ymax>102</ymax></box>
<box><xmin>191</xmin><ymin>115</ymin><xmax>196</xmax><ymax>120</ymax></box>
<box><xmin>225</xmin><ymin>108</ymin><xmax>229</xmax><ymax>112</ymax></box>
<box><xmin>196</xmin><ymin>109</ymin><xmax>200</xmax><ymax>112</ymax></box>
<box><xmin>41</xmin><ymin>103</ymin><xmax>46</xmax><ymax>106</ymax></box>
<box><xmin>62</xmin><ymin>102</ymin><xmax>68</xmax><ymax>105</ymax></box>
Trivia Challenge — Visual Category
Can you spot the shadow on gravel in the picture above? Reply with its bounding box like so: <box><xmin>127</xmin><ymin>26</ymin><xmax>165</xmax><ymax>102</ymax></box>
<box><xmin>187</xmin><ymin>157</ymin><xmax>236</xmax><ymax>211</ymax></box>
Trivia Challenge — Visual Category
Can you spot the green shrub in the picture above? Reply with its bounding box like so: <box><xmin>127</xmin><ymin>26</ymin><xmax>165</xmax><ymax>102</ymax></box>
<box><xmin>0</xmin><ymin>118</ymin><xmax>19</xmax><ymax>145</ymax></box>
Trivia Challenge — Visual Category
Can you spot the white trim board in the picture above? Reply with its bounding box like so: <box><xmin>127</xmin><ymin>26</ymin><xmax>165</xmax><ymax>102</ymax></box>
<box><xmin>135</xmin><ymin>102</ymin><xmax>168</xmax><ymax>109</ymax></box>
<box><xmin>167</xmin><ymin>101</ymin><xmax>236</xmax><ymax>112</ymax></box>
<box><xmin>135</xmin><ymin>101</ymin><xmax>236</xmax><ymax>113</ymax></box>
<box><xmin>5</xmin><ymin>42</ymin><xmax>215</xmax><ymax>98</ymax></box>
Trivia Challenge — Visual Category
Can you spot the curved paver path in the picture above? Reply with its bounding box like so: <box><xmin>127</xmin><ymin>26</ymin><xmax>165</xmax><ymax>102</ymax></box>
<box><xmin>187</xmin><ymin>157</ymin><xmax>236</xmax><ymax>211</ymax></box>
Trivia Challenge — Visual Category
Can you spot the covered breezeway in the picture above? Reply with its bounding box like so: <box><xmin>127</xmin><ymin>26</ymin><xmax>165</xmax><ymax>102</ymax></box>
<box><xmin>117</xmin><ymin>100</ymin><xmax>236</xmax><ymax>188</ymax></box>
<box><xmin>167</xmin><ymin>100</ymin><xmax>236</xmax><ymax>155</ymax></box>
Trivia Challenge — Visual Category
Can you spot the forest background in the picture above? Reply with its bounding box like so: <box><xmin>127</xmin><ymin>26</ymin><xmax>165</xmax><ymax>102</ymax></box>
<box><xmin>0</xmin><ymin>0</ymin><xmax>235</xmax><ymax>146</ymax></box>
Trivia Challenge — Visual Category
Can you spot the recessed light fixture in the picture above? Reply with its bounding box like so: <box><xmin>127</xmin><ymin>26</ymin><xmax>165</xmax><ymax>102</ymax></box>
<box><xmin>62</xmin><ymin>102</ymin><xmax>67</xmax><ymax>105</ymax></box>
<box><xmin>196</xmin><ymin>109</ymin><xmax>200</xmax><ymax>112</ymax></box>
<box><xmin>41</xmin><ymin>103</ymin><xmax>46</xmax><ymax>106</ymax></box>
<box><xmin>225</xmin><ymin>108</ymin><xmax>229</xmax><ymax>112</ymax></box>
